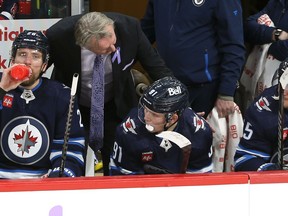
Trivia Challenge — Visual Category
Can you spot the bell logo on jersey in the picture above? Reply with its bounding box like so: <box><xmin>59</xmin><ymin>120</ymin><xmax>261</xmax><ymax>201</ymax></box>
<box><xmin>142</xmin><ymin>151</ymin><xmax>153</xmax><ymax>162</ymax></box>
<box><xmin>256</xmin><ymin>96</ymin><xmax>271</xmax><ymax>112</ymax></box>
<box><xmin>168</xmin><ymin>86</ymin><xmax>181</xmax><ymax>96</ymax></box>
<box><xmin>3</xmin><ymin>94</ymin><xmax>13</xmax><ymax>108</ymax></box>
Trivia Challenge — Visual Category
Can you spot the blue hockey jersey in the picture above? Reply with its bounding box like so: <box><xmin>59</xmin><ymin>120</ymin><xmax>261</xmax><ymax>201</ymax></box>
<box><xmin>109</xmin><ymin>107</ymin><xmax>213</xmax><ymax>175</ymax></box>
<box><xmin>234</xmin><ymin>85</ymin><xmax>288</xmax><ymax>171</ymax></box>
<box><xmin>0</xmin><ymin>78</ymin><xmax>86</xmax><ymax>178</ymax></box>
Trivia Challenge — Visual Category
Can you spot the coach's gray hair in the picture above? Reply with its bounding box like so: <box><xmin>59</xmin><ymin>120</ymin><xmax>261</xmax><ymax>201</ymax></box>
<box><xmin>74</xmin><ymin>12</ymin><xmax>114</xmax><ymax>47</ymax></box>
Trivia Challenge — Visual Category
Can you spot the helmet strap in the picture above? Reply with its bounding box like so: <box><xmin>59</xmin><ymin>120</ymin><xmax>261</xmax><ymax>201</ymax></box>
<box><xmin>163</xmin><ymin>113</ymin><xmax>179</xmax><ymax>131</ymax></box>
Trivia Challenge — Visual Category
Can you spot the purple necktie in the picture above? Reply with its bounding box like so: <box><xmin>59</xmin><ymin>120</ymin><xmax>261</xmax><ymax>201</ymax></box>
<box><xmin>90</xmin><ymin>55</ymin><xmax>104</xmax><ymax>151</ymax></box>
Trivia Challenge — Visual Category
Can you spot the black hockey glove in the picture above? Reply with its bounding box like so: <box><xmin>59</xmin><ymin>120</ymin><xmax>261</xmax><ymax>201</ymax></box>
<box><xmin>48</xmin><ymin>167</ymin><xmax>75</xmax><ymax>178</ymax></box>
<box><xmin>257</xmin><ymin>163</ymin><xmax>281</xmax><ymax>171</ymax></box>
<box><xmin>143</xmin><ymin>164</ymin><xmax>174</xmax><ymax>174</ymax></box>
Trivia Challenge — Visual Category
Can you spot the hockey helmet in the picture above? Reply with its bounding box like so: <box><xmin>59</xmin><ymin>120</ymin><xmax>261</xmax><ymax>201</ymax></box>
<box><xmin>11</xmin><ymin>30</ymin><xmax>49</xmax><ymax>62</ymax></box>
<box><xmin>139</xmin><ymin>76</ymin><xmax>189</xmax><ymax>119</ymax></box>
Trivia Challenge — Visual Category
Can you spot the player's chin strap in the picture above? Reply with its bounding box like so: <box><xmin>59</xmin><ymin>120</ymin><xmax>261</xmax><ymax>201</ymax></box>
<box><xmin>163</xmin><ymin>112</ymin><xmax>179</xmax><ymax>131</ymax></box>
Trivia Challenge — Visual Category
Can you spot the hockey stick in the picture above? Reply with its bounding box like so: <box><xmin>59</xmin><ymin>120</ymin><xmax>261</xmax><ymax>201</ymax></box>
<box><xmin>155</xmin><ymin>131</ymin><xmax>192</xmax><ymax>173</ymax></box>
<box><xmin>59</xmin><ymin>73</ymin><xmax>79</xmax><ymax>177</ymax></box>
<box><xmin>277</xmin><ymin>60</ymin><xmax>288</xmax><ymax>169</ymax></box>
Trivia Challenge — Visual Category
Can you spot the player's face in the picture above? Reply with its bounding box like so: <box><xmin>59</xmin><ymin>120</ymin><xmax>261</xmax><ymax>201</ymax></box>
<box><xmin>13</xmin><ymin>48</ymin><xmax>47</xmax><ymax>88</ymax></box>
<box><xmin>144</xmin><ymin>107</ymin><xmax>167</xmax><ymax>133</ymax></box>
<box><xmin>85</xmin><ymin>25</ymin><xmax>117</xmax><ymax>55</ymax></box>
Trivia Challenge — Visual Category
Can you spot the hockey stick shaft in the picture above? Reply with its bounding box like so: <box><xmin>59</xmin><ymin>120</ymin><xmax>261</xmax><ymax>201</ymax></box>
<box><xmin>59</xmin><ymin>73</ymin><xmax>79</xmax><ymax>177</ymax></box>
<box><xmin>277</xmin><ymin>62</ymin><xmax>288</xmax><ymax>169</ymax></box>
<box><xmin>277</xmin><ymin>83</ymin><xmax>284</xmax><ymax>169</ymax></box>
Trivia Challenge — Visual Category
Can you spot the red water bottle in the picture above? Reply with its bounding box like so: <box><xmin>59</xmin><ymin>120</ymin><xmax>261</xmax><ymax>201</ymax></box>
<box><xmin>10</xmin><ymin>65</ymin><xmax>32</xmax><ymax>81</ymax></box>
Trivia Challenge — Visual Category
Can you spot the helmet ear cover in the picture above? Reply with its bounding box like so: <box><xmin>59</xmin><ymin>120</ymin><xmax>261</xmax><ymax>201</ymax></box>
<box><xmin>165</xmin><ymin>112</ymin><xmax>181</xmax><ymax>123</ymax></box>
<box><xmin>11</xmin><ymin>30</ymin><xmax>50</xmax><ymax>63</ymax></box>
<box><xmin>165</xmin><ymin>113</ymin><xmax>173</xmax><ymax>122</ymax></box>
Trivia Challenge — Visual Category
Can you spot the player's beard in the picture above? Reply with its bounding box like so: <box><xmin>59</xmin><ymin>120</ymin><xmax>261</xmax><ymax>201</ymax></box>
<box><xmin>20</xmin><ymin>72</ymin><xmax>41</xmax><ymax>87</ymax></box>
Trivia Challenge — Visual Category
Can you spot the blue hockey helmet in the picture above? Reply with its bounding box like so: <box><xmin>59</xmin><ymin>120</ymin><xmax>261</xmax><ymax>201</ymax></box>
<box><xmin>11</xmin><ymin>30</ymin><xmax>49</xmax><ymax>62</ymax></box>
<box><xmin>139</xmin><ymin>76</ymin><xmax>189</xmax><ymax>121</ymax></box>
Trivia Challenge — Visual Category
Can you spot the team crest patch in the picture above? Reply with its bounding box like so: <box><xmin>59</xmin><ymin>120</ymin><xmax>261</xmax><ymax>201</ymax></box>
<box><xmin>122</xmin><ymin>117</ymin><xmax>137</xmax><ymax>134</ymax></box>
<box><xmin>193</xmin><ymin>114</ymin><xmax>205</xmax><ymax>132</ymax></box>
<box><xmin>1</xmin><ymin>116</ymin><xmax>49</xmax><ymax>165</ymax></box>
<box><xmin>256</xmin><ymin>96</ymin><xmax>271</xmax><ymax>112</ymax></box>
<box><xmin>192</xmin><ymin>0</ymin><xmax>205</xmax><ymax>7</ymax></box>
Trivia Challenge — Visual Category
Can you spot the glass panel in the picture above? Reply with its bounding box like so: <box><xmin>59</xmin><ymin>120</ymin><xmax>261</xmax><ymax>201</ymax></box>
<box><xmin>17</xmin><ymin>0</ymin><xmax>71</xmax><ymax>19</ymax></box>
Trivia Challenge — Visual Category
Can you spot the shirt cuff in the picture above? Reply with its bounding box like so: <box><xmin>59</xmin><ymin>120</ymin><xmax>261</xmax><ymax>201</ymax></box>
<box><xmin>217</xmin><ymin>94</ymin><xmax>233</xmax><ymax>101</ymax></box>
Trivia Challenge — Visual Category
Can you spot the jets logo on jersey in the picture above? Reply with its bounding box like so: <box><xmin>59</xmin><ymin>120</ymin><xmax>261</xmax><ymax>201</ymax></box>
<box><xmin>192</xmin><ymin>0</ymin><xmax>205</xmax><ymax>7</ymax></box>
<box><xmin>1</xmin><ymin>116</ymin><xmax>49</xmax><ymax>165</ymax></box>
<box><xmin>160</xmin><ymin>139</ymin><xmax>172</xmax><ymax>152</ymax></box>
<box><xmin>122</xmin><ymin>117</ymin><xmax>137</xmax><ymax>134</ymax></box>
<box><xmin>193</xmin><ymin>114</ymin><xmax>205</xmax><ymax>132</ymax></box>
<box><xmin>142</xmin><ymin>151</ymin><xmax>153</xmax><ymax>162</ymax></box>
<box><xmin>3</xmin><ymin>94</ymin><xmax>13</xmax><ymax>108</ymax></box>
<box><xmin>256</xmin><ymin>96</ymin><xmax>271</xmax><ymax>112</ymax></box>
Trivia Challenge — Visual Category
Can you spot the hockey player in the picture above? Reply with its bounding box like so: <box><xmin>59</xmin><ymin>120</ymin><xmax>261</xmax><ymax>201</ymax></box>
<box><xmin>0</xmin><ymin>30</ymin><xmax>86</xmax><ymax>178</ymax></box>
<box><xmin>109</xmin><ymin>76</ymin><xmax>213</xmax><ymax>175</ymax></box>
<box><xmin>0</xmin><ymin>0</ymin><xmax>18</xmax><ymax>20</ymax></box>
<box><xmin>234</xmin><ymin>59</ymin><xmax>288</xmax><ymax>171</ymax></box>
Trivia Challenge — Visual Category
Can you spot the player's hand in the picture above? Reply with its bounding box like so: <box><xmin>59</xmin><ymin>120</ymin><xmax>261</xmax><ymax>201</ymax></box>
<box><xmin>0</xmin><ymin>65</ymin><xmax>29</xmax><ymax>91</ymax></box>
<box><xmin>215</xmin><ymin>98</ymin><xmax>235</xmax><ymax>118</ymax></box>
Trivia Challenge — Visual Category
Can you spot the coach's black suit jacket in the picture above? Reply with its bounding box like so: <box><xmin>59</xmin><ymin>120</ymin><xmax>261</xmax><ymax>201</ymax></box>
<box><xmin>46</xmin><ymin>12</ymin><xmax>172</xmax><ymax>120</ymax></box>
<box><xmin>46</xmin><ymin>12</ymin><xmax>172</xmax><ymax>175</ymax></box>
